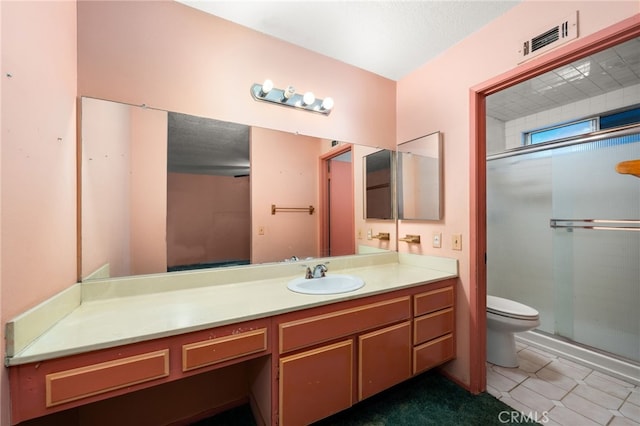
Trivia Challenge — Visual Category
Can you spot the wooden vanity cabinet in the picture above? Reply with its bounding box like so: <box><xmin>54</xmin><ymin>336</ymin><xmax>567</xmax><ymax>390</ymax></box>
<box><xmin>413</xmin><ymin>285</ymin><xmax>455</xmax><ymax>374</ymax></box>
<box><xmin>276</xmin><ymin>294</ymin><xmax>414</xmax><ymax>425</ymax></box>
<box><xmin>9</xmin><ymin>319</ymin><xmax>270</xmax><ymax>425</ymax></box>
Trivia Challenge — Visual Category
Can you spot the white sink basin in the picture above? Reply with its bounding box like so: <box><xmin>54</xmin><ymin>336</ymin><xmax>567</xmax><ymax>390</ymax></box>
<box><xmin>287</xmin><ymin>274</ymin><xmax>365</xmax><ymax>295</ymax></box>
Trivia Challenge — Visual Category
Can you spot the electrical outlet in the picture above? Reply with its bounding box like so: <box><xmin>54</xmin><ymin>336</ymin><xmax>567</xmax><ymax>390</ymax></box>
<box><xmin>367</xmin><ymin>229</ymin><xmax>372</xmax><ymax>240</ymax></box>
<box><xmin>452</xmin><ymin>234</ymin><xmax>462</xmax><ymax>250</ymax></box>
<box><xmin>432</xmin><ymin>232</ymin><xmax>442</xmax><ymax>248</ymax></box>
<box><xmin>357</xmin><ymin>229</ymin><xmax>363</xmax><ymax>239</ymax></box>
<box><xmin>258</xmin><ymin>226</ymin><xmax>265</xmax><ymax>235</ymax></box>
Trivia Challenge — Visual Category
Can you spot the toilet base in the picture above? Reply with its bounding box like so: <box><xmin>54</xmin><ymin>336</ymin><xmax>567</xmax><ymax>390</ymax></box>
<box><xmin>487</xmin><ymin>327</ymin><xmax>519</xmax><ymax>368</ymax></box>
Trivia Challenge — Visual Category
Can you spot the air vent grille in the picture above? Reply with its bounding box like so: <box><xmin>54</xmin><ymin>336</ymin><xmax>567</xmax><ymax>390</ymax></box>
<box><xmin>518</xmin><ymin>12</ymin><xmax>578</xmax><ymax>63</ymax></box>
<box><xmin>532</xmin><ymin>27</ymin><xmax>559</xmax><ymax>52</ymax></box>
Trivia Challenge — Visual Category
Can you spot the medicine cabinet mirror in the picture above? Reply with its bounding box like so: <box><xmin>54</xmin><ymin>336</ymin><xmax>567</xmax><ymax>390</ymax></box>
<box><xmin>397</xmin><ymin>132</ymin><xmax>443</xmax><ymax>220</ymax></box>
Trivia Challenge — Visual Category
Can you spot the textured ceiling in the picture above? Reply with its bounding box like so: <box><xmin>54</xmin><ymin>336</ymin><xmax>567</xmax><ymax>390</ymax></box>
<box><xmin>177</xmin><ymin>0</ymin><xmax>521</xmax><ymax>81</ymax></box>
<box><xmin>487</xmin><ymin>37</ymin><xmax>640</xmax><ymax>122</ymax></box>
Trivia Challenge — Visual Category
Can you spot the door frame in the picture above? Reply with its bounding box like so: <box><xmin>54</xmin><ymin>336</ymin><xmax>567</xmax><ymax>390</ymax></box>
<box><xmin>319</xmin><ymin>144</ymin><xmax>354</xmax><ymax>258</ymax></box>
<box><xmin>469</xmin><ymin>15</ymin><xmax>640</xmax><ymax>394</ymax></box>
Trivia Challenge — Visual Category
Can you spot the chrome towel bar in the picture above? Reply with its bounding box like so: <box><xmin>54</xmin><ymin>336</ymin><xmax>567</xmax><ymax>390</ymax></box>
<box><xmin>550</xmin><ymin>219</ymin><xmax>640</xmax><ymax>232</ymax></box>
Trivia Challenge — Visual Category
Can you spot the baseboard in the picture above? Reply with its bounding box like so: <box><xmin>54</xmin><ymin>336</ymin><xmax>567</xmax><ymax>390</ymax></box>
<box><xmin>517</xmin><ymin>331</ymin><xmax>640</xmax><ymax>386</ymax></box>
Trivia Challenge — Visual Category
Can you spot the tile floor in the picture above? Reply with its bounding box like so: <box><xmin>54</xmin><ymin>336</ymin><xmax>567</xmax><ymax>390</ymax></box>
<box><xmin>486</xmin><ymin>341</ymin><xmax>640</xmax><ymax>425</ymax></box>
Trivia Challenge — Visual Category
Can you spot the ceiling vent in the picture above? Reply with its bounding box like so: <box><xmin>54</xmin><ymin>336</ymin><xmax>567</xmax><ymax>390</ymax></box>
<box><xmin>518</xmin><ymin>11</ymin><xmax>578</xmax><ymax>63</ymax></box>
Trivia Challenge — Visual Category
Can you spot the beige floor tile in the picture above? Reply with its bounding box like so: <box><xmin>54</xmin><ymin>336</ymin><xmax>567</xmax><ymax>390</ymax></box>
<box><xmin>521</xmin><ymin>376</ymin><xmax>569</xmax><ymax>400</ymax></box>
<box><xmin>546</xmin><ymin>359</ymin><xmax>592</xmax><ymax>380</ymax></box>
<box><xmin>628</xmin><ymin>389</ymin><xmax>640</xmax><ymax>407</ymax></box>
<box><xmin>609</xmin><ymin>415</ymin><xmax>640</xmax><ymax>426</ymax></box>
<box><xmin>584</xmin><ymin>372</ymin><xmax>633</xmax><ymax>400</ymax></box>
<box><xmin>485</xmin><ymin>345</ymin><xmax>638</xmax><ymax>426</ymax></box>
<box><xmin>498</xmin><ymin>395</ymin><xmax>540</xmax><ymax>420</ymax></box>
<box><xmin>572</xmin><ymin>383</ymin><xmax>624</xmax><ymax>410</ymax></box>
<box><xmin>525</xmin><ymin>345</ymin><xmax>559</xmax><ymax>360</ymax></box>
<box><xmin>519</xmin><ymin>347</ymin><xmax>555</xmax><ymax>367</ymax></box>
<box><xmin>491</xmin><ymin>363</ymin><xmax>531</xmax><ymax>384</ymax></box>
<box><xmin>486</xmin><ymin>383</ymin><xmax>502</xmax><ymax>399</ymax></box>
<box><xmin>547</xmin><ymin>405</ymin><xmax>601</xmax><ymax>426</ymax></box>
<box><xmin>591</xmin><ymin>370</ymin><xmax>637</xmax><ymax>389</ymax></box>
<box><xmin>509</xmin><ymin>384</ymin><xmax>556</xmax><ymax>413</ymax></box>
<box><xmin>562</xmin><ymin>392</ymin><xmax>614</xmax><ymax>425</ymax></box>
<box><xmin>620</xmin><ymin>400</ymin><xmax>640</xmax><ymax>422</ymax></box>
<box><xmin>537</xmin><ymin>365</ymin><xmax>580</xmax><ymax>391</ymax></box>
<box><xmin>487</xmin><ymin>368</ymin><xmax>519</xmax><ymax>392</ymax></box>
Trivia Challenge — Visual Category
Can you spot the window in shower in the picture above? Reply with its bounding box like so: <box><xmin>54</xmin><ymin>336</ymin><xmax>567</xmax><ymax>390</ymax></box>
<box><xmin>525</xmin><ymin>119</ymin><xmax>596</xmax><ymax>145</ymax></box>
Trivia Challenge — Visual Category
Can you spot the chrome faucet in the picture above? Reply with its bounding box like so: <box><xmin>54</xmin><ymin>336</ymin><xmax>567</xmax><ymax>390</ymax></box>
<box><xmin>305</xmin><ymin>263</ymin><xmax>328</xmax><ymax>279</ymax></box>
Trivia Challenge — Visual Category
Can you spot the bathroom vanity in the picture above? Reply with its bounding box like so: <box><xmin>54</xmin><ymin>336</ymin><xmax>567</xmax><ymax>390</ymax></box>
<box><xmin>6</xmin><ymin>253</ymin><xmax>457</xmax><ymax>425</ymax></box>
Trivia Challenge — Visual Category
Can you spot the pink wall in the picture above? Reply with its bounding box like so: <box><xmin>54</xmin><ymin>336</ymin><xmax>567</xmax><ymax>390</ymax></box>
<box><xmin>77</xmin><ymin>0</ymin><xmax>396</xmax><ymax>151</ymax></box>
<box><xmin>130</xmin><ymin>106</ymin><xmax>168</xmax><ymax>275</ymax></box>
<box><xmin>251</xmin><ymin>127</ymin><xmax>322</xmax><ymax>263</ymax></box>
<box><xmin>81</xmin><ymin>98</ymin><xmax>168</xmax><ymax>279</ymax></box>
<box><xmin>167</xmin><ymin>173</ymin><xmax>250</xmax><ymax>267</ymax></box>
<box><xmin>81</xmin><ymin>98</ymin><xmax>132</xmax><ymax>278</ymax></box>
<box><xmin>396</xmin><ymin>0</ymin><xmax>639</xmax><ymax>388</ymax></box>
<box><xmin>1</xmin><ymin>2</ymin><xmax>77</xmax><ymax>424</ymax></box>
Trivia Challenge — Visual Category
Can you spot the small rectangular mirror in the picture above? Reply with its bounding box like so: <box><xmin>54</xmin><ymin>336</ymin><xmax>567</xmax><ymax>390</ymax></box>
<box><xmin>363</xmin><ymin>149</ymin><xmax>394</xmax><ymax>220</ymax></box>
<box><xmin>397</xmin><ymin>132</ymin><xmax>443</xmax><ymax>220</ymax></box>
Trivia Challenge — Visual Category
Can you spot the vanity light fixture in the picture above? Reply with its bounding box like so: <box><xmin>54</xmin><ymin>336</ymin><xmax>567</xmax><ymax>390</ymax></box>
<box><xmin>251</xmin><ymin>80</ymin><xmax>334</xmax><ymax>115</ymax></box>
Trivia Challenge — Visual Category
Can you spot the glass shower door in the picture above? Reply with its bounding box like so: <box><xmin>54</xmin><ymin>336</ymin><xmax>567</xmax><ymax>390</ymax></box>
<box><xmin>487</xmin><ymin>131</ymin><xmax>640</xmax><ymax>363</ymax></box>
<box><xmin>550</xmin><ymin>133</ymin><xmax>640</xmax><ymax>362</ymax></box>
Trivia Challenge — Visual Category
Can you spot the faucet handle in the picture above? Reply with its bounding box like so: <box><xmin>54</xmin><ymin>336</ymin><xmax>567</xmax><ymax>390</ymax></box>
<box><xmin>305</xmin><ymin>266</ymin><xmax>313</xmax><ymax>279</ymax></box>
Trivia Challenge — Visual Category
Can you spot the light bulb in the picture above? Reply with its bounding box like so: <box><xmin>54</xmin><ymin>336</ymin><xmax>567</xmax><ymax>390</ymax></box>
<box><xmin>303</xmin><ymin>92</ymin><xmax>315</xmax><ymax>106</ymax></box>
<box><xmin>283</xmin><ymin>86</ymin><xmax>295</xmax><ymax>100</ymax></box>
<box><xmin>321</xmin><ymin>97</ymin><xmax>334</xmax><ymax>111</ymax></box>
<box><xmin>260</xmin><ymin>79</ymin><xmax>273</xmax><ymax>96</ymax></box>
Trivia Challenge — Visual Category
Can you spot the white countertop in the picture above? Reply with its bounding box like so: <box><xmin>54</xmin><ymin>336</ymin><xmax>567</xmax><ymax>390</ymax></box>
<box><xmin>6</xmin><ymin>253</ymin><xmax>457</xmax><ymax>366</ymax></box>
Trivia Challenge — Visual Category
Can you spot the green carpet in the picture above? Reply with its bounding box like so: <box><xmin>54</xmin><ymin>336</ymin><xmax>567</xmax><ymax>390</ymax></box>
<box><xmin>194</xmin><ymin>371</ymin><xmax>539</xmax><ymax>425</ymax></box>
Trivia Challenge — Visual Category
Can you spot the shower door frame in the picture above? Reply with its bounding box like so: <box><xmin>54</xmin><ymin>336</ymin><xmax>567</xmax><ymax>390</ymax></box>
<box><xmin>469</xmin><ymin>15</ymin><xmax>640</xmax><ymax>394</ymax></box>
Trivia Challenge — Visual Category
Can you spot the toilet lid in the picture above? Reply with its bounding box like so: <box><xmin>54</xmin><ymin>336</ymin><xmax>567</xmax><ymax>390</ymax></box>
<box><xmin>487</xmin><ymin>295</ymin><xmax>539</xmax><ymax>320</ymax></box>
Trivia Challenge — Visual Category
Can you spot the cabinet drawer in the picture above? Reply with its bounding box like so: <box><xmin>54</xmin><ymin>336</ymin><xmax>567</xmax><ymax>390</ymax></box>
<box><xmin>413</xmin><ymin>307</ymin><xmax>454</xmax><ymax>345</ymax></box>
<box><xmin>414</xmin><ymin>286</ymin><xmax>453</xmax><ymax>316</ymax></box>
<box><xmin>45</xmin><ymin>349</ymin><xmax>169</xmax><ymax>407</ymax></box>
<box><xmin>279</xmin><ymin>296</ymin><xmax>410</xmax><ymax>354</ymax></box>
<box><xmin>182</xmin><ymin>328</ymin><xmax>267</xmax><ymax>372</ymax></box>
<box><xmin>413</xmin><ymin>334</ymin><xmax>454</xmax><ymax>375</ymax></box>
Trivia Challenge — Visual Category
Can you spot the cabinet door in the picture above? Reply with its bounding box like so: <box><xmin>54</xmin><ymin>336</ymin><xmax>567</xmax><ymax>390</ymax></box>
<box><xmin>358</xmin><ymin>321</ymin><xmax>412</xmax><ymax>400</ymax></box>
<box><xmin>279</xmin><ymin>340</ymin><xmax>353</xmax><ymax>426</ymax></box>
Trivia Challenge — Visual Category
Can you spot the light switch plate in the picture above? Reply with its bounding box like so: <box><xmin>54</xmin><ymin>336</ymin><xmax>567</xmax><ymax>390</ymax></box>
<box><xmin>452</xmin><ymin>234</ymin><xmax>462</xmax><ymax>250</ymax></box>
<box><xmin>432</xmin><ymin>232</ymin><xmax>442</xmax><ymax>248</ymax></box>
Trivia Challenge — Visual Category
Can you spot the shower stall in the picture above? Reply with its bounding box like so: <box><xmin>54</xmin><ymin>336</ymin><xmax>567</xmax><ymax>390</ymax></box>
<box><xmin>486</xmin><ymin>127</ymin><xmax>640</xmax><ymax>379</ymax></box>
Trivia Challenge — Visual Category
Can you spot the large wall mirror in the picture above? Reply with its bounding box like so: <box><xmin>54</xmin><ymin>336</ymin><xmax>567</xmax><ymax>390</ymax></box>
<box><xmin>80</xmin><ymin>97</ymin><xmax>396</xmax><ymax>280</ymax></box>
<box><xmin>397</xmin><ymin>132</ymin><xmax>443</xmax><ymax>220</ymax></box>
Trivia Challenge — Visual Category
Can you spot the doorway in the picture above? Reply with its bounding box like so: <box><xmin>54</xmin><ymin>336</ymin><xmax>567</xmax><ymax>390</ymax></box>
<box><xmin>470</xmin><ymin>17</ymin><xmax>640</xmax><ymax>393</ymax></box>
<box><xmin>321</xmin><ymin>145</ymin><xmax>355</xmax><ymax>257</ymax></box>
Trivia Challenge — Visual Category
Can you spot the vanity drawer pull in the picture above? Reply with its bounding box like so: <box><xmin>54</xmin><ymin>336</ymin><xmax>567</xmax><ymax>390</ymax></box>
<box><xmin>183</xmin><ymin>328</ymin><xmax>268</xmax><ymax>372</ymax></box>
<box><xmin>45</xmin><ymin>349</ymin><xmax>169</xmax><ymax>407</ymax></box>
<box><xmin>414</xmin><ymin>286</ymin><xmax>454</xmax><ymax>316</ymax></box>
<box><xmin>279</xmin><ymin>297</ymin><xmax>411</xmax><ymax>354</ymax></box>
<box><xmin>413</xmin><ymin>307</ymin><xmax>454</xmax><ymax>345</ymax></box>
<box><xmin>413</xmin><ymin>334</ymin><xmax>454</xmax><ymax>375</ymax></box>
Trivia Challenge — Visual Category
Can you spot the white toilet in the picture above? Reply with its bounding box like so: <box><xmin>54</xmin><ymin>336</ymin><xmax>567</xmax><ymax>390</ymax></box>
<box><xmin>486</xmin><ymin>295</ymin><xmax>540</xmax><ymax>367</ymax></box>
